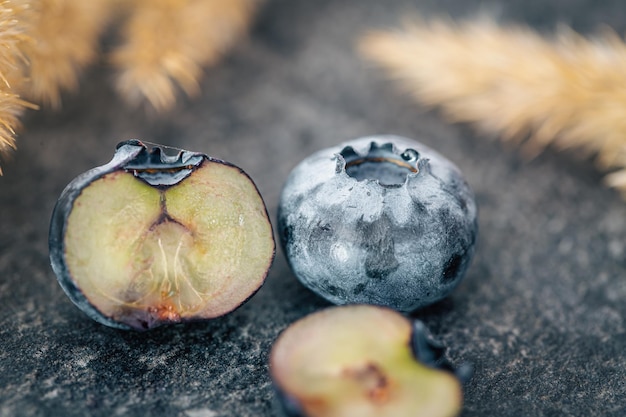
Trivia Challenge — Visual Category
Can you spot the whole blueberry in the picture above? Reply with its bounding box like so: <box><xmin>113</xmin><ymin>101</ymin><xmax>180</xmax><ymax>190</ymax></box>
<box><xmin>277</xmin><ymin>135</ymin><xmax>478</xmax><ymax>312</ymax></box>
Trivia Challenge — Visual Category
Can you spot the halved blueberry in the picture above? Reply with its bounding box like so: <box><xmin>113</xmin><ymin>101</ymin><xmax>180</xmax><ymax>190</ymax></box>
<box><xmin>49</xmin><ymin>140</ymin><xmax>275</xmax><ymax>330</ymax></box>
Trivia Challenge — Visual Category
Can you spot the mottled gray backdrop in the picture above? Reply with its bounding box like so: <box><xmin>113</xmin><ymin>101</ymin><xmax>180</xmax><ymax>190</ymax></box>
<box><xmin>1</xmin><ymin>0</ymin><xmax>625</xmax><ymax>416</ymax></box>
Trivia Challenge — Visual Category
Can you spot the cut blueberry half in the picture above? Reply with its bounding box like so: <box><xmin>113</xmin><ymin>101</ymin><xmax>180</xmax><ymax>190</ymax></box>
<box><xmin>49</xmin><ymin>140</ymin><xmax>275</xmax><ymax>330</ymax></box>
<box><xmin>270</xmin><ymin>305</ymin><xmax>465</xmax><ymax>417</ymax></box>
<box><xmin>278</xmin><ymin>135</ymin><xmax>478</xmax><ymax>312</ymax></box>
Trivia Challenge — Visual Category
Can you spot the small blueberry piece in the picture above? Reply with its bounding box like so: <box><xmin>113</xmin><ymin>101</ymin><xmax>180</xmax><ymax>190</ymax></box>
<box><xmin>277</xmin><ymin>135</ymin><xmax>478</xmax><ymax>312</ymax></box>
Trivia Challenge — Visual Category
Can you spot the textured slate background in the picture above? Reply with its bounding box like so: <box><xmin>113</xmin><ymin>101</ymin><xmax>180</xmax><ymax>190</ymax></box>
<box><xmin>1</xmin><ymin>0</ymin><xmax>625</xmax><ymax>416</ymax></box>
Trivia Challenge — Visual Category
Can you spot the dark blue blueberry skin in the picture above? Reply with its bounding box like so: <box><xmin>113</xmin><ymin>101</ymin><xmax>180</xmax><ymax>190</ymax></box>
<box><xmin>278</xmin><ymin>136</ymin><xmax>478</xmax><ymax>312</ymax></box>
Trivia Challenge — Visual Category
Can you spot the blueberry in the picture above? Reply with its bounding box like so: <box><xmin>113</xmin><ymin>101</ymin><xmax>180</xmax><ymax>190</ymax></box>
<box><xmin>269</xmin><ymin>305</ymin><xmax>466</xmax><ymax>417</ymax></box>
<box><xmin>49</xmin><ymin>140</ymin><xmax>275</xmax><ymax>330</ymax></box>
<box><xmin>277</xmin><ymin>135</ymin><xmax>478</xmax><ymax>312</ymax></box>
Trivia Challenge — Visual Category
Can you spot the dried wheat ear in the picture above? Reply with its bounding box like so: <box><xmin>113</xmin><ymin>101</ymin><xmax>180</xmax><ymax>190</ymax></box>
<box><xmin>360</xmin><ymin>17</ymin><xmax>626</xmax><ymax>196</ymax></box>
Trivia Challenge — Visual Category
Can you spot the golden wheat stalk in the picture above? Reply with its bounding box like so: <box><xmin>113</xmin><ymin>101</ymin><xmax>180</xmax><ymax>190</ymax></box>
<box><xmin>359</xmin><ymin>17</ymin><xmax>626</xmax><ymax>194</ymax></box>
<box><xmin>0</xmin><ymin>1</ymin><xmax>35</xmax><ymax>170</ymax></box>
<box><xmin>13</xmin><ymin>0</ymin><xmax>113</xmax><ymax>108</ymax></box>
<box><xmin>112</xmin><ymin>0</ymin><xmax>257</xmax><ymax>112</ymax></box>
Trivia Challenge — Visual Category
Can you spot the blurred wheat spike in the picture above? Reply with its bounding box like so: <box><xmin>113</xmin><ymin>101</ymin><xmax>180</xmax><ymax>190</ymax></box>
<box><xmin>113</xmin><ymin>0</ymin><xmax>257</xmax><ymax>112</ymax></box>
<box><xmin>0</xmin><ymin>2</ymin><xmax>33</xmax><ymax>167</ymax></box>
<box><xmin>359</xmin><ymin>17</ymin><xmax>626</xmax><ymax>194</ymax></box>
<box><xmin>14</xmin><ymin>0</ymin><xmax>113</xmax><ymax>108</ymax></box>
<box><xmin>0</xmin><ymin>0</ymin><xmax>259</xmax><ymax>172</ymax></box>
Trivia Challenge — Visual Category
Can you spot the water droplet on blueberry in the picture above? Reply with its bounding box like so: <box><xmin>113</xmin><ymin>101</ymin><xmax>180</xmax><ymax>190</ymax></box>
<box><xmin>401</xmin><ymin>148</ymin><xmax>419</xmax><ymax>162</ymax></box>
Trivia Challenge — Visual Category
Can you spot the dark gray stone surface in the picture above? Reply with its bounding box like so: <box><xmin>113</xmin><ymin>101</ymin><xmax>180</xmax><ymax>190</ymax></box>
<box><xmin>1</xmin><ymin>0</ymin><xmax>625</xmax><ymax>416</ymax></box>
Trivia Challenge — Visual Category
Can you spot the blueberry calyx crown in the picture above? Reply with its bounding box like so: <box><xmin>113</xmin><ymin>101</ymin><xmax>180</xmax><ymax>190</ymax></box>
<box><xmin>116</xmin><ymin>140</ymin><xmax>205</xmax><ymax>187</ymax></box>
<box><xmin>335</xmin><ymin>141</ymin><xmax>423</xmax><ymax>187</ymax></box>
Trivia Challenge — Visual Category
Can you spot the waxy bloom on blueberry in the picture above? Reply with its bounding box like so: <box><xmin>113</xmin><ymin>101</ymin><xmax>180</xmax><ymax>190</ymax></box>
<box><xmin>278</xmin><ymin>135</ymin><xmax>477</xmax><ymax>312</ymax></box>
<box><xmin>49</xmin><ymin>140</ymin><xmax>275</xmax><ymax>330</ymax></box>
